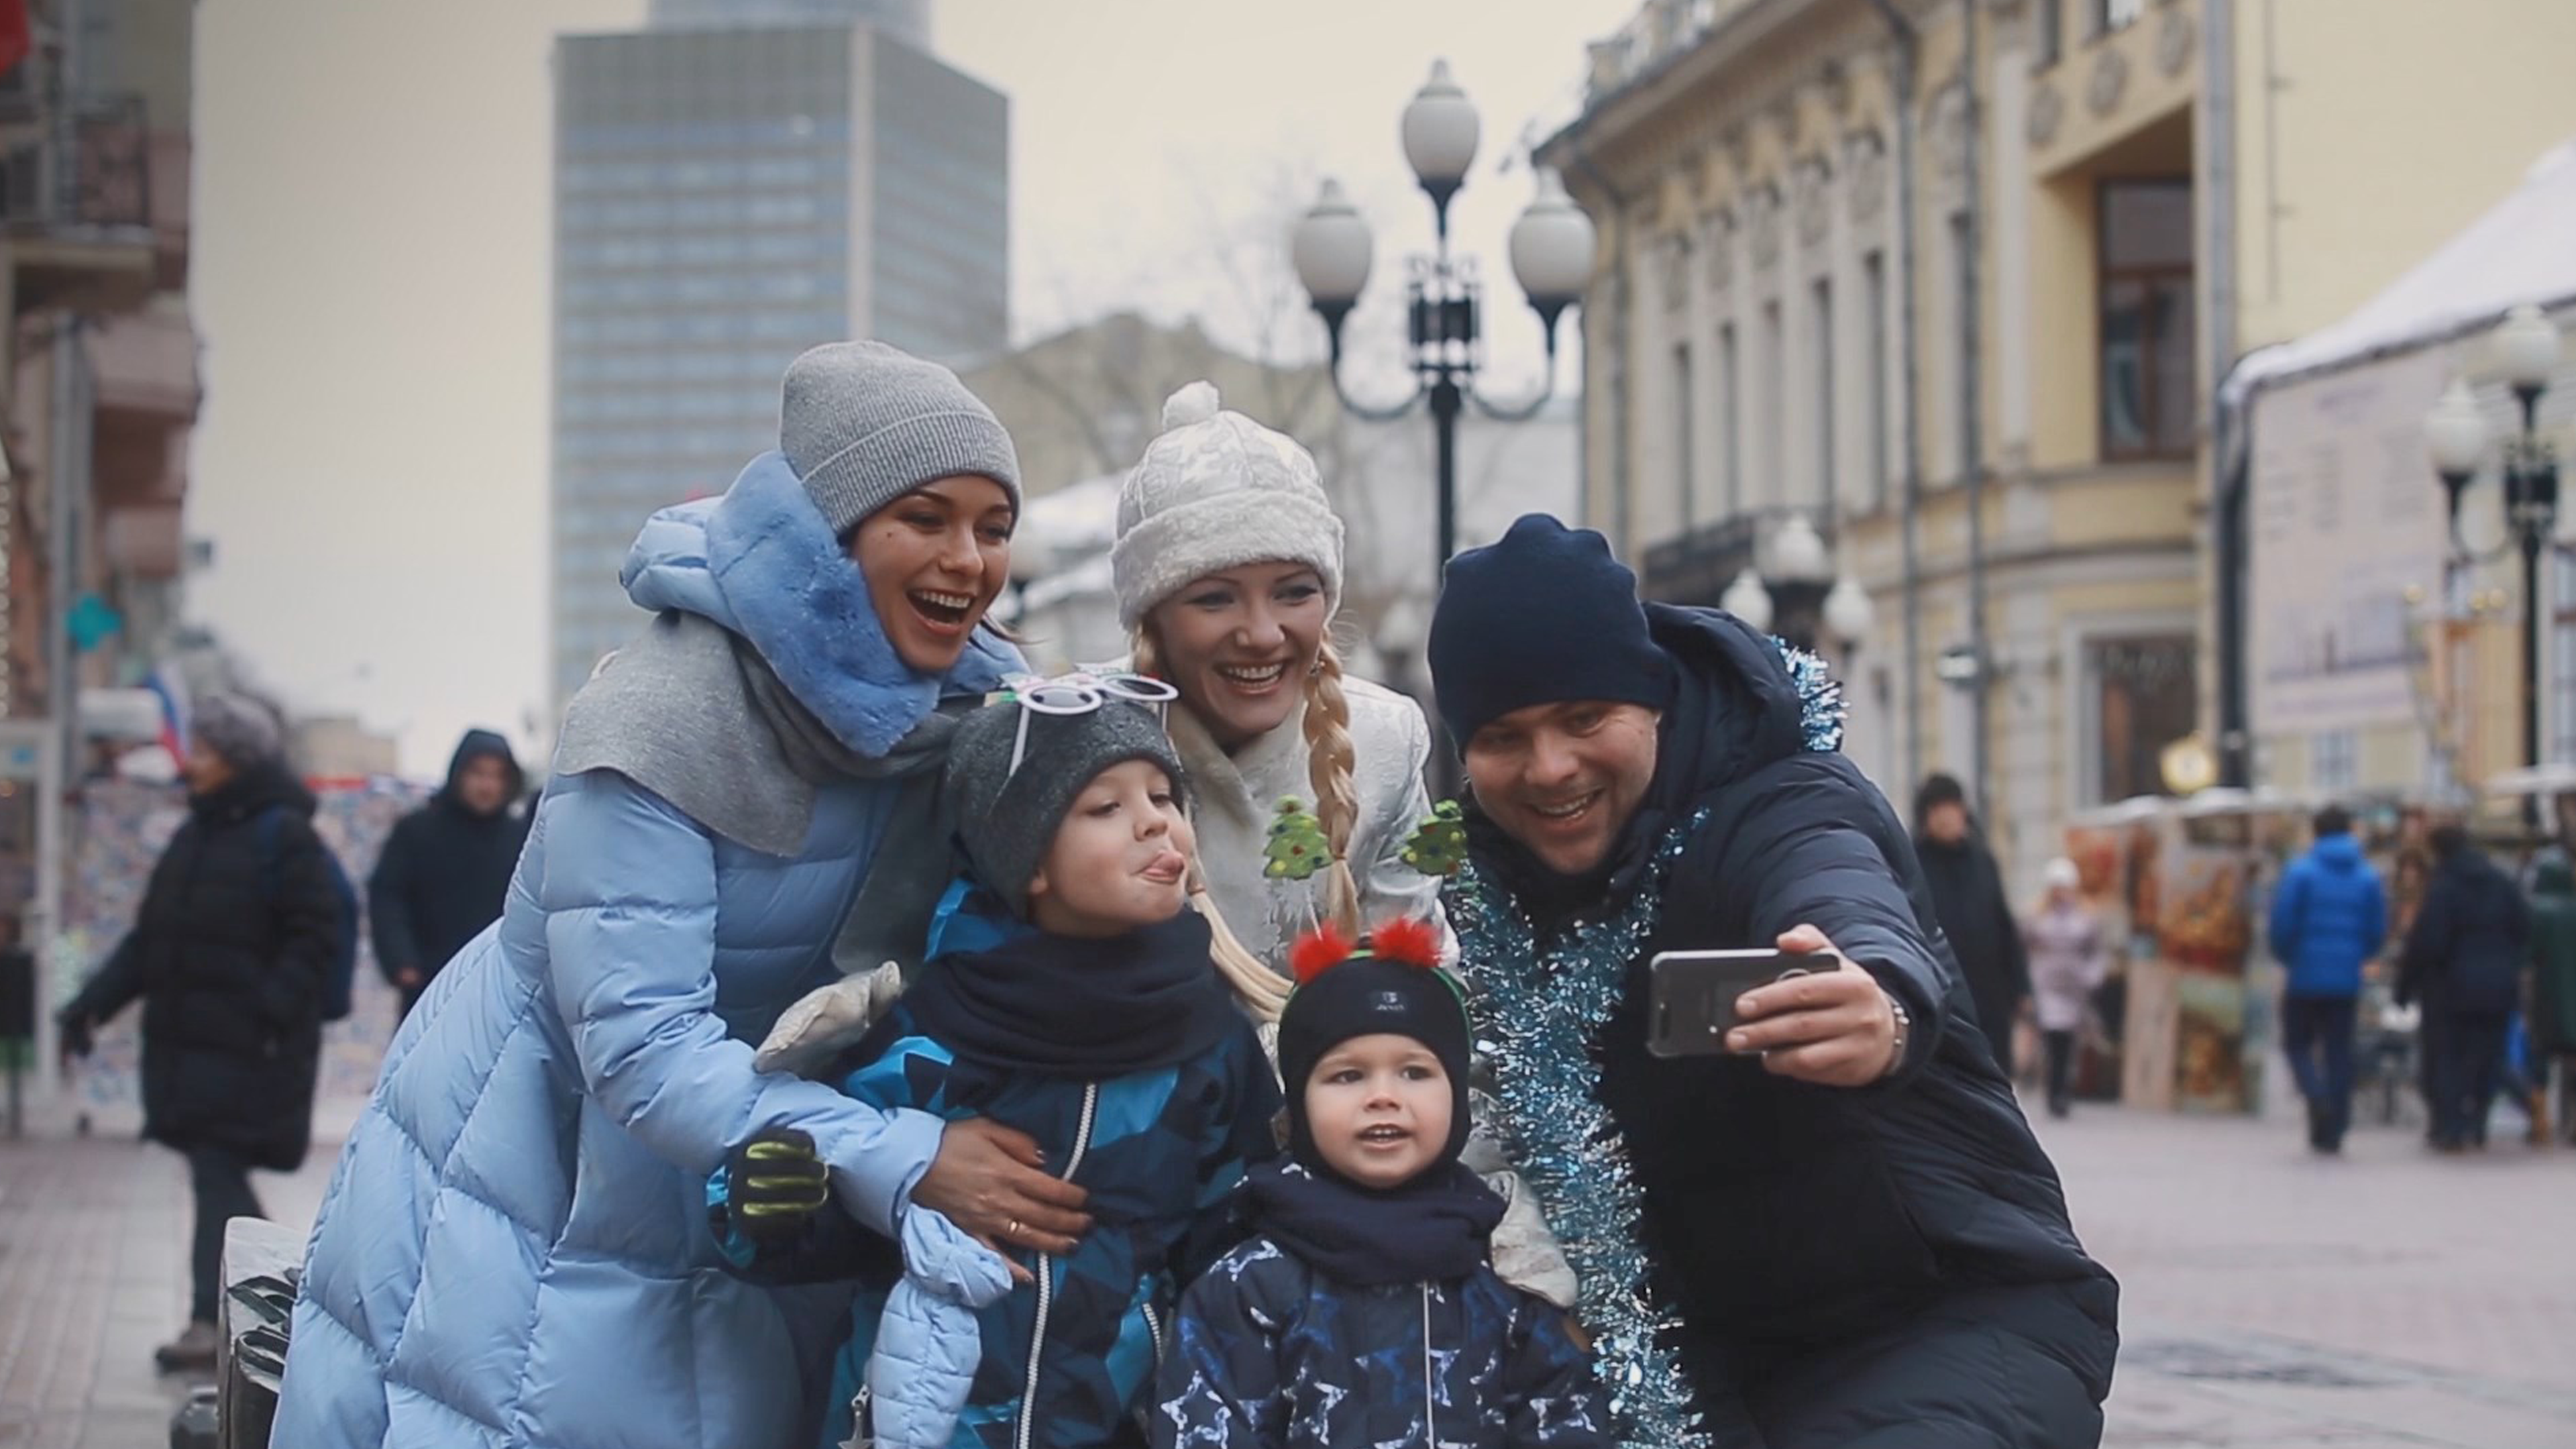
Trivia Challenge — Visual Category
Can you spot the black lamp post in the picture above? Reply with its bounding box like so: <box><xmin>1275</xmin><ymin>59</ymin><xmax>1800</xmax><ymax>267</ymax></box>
<box><xmin>2424</xmin><ymin>303</ymin><xmax>2563</xmax><ymax>824</ymax></box>
<box><xmin>1289</xmin><ymin>60</ymin><xmax>1599</xmax><ymax>574</ymax></box>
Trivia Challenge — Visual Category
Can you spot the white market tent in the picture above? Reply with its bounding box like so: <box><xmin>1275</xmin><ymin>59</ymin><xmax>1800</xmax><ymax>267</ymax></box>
<box><xmin>2227</xmin><ymin>136</ymin><xmax>2576</xmax><ymax>407</ymax></box>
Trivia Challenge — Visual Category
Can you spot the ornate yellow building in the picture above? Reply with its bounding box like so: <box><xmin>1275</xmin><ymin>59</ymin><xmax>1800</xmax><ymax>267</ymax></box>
<box><xmin>1543</xmin><ymin>0</ymin><xmax>2576</xmax><ymax>885</ymax></box>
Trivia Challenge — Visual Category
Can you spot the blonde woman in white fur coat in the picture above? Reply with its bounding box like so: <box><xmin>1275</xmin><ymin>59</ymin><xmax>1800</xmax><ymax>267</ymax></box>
<box><xmin>1113</xmin><ymin>382</ymin><xmax>1574</xmax><ymax>1306</ymax></box>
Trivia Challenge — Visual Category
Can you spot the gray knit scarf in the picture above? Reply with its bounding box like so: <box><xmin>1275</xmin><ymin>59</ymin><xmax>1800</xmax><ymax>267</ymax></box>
<box><xmin>553</xmin><ymin>611</ymin><xmax>965</xmax><ymax>977</ymax></box>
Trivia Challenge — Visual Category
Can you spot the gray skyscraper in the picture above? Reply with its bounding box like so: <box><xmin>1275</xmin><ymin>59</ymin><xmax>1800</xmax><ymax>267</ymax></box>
<box><xmin>549</xmin><ymin>0</ymin><xmax>1006</xmax><ymax>710</ymax></box>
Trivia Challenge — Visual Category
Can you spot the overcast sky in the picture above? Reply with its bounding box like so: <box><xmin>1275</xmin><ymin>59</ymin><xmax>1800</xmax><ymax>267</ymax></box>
<box><xmin>186</xmin><ymin>0</ymin><xmax>1635</xmax><ymax>776</ymax></box>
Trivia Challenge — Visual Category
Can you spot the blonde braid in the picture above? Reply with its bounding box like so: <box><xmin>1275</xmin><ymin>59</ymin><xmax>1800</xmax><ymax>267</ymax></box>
<box><xmin>1135</xmin><ymin>625</ymin><xmax>1292</xmax><ymax>1022</ymax></box>
<box><xmin>1301</xmin><ymin>638</ymin><xmax>1363</xmax><ymax>936</ymax></box>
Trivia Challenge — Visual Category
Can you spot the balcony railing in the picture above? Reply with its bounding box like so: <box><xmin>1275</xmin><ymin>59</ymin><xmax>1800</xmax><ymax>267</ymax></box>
<box><xmin>0</xmin><ymin>93</ymin><xmax>154</xmax><ymax>233</ymax></box>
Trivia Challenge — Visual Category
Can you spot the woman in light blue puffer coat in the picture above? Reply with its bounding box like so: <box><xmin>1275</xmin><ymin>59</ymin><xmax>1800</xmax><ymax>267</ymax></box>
<box><xmin>274</xmin><ymin>343</ymin><xmax>1095</xmax><ymax>1449</ymax></box>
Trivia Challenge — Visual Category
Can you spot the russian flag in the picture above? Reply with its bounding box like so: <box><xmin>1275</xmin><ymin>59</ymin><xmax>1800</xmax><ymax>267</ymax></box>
<box><xmin>144</xmin><ymin>664</ymin><xmax>191</xmax><ymax>768</ymax></box>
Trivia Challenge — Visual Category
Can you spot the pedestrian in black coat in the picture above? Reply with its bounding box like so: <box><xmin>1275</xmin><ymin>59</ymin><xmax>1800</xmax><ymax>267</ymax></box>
<box><xmin>368</xmin><ymin>728</ymin><xmax>527</xmax><ymax>1017</ymax></box>
<box><xmin>2400</xmin><ymin>824</ymin><xmax>2534</xmax><ymax>1150</ymax></box>
<box><xmin>1913</xmin><ymin>773</ymin><xmax>2030</xmax><ymax>1075</ymax></box>
<box><xmin>1428</xmin><ymin>517</ymin><xmax>2118</xmax><ymax>1449</ymax></box>
<box><xmin>56</xmin><ymin>692</ymin><xmax>344</xmax><ymax>1371</ymax></box>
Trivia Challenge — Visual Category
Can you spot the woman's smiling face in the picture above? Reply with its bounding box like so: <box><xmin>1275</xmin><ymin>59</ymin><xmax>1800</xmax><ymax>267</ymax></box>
<box><xmin>849</xmin><ymin>475</ymin><xmax>1016</xmax><ymax>674</ymax></box>
<box><xmin>1146</xmin><ymin>561</ymin><xmax>1329</xmax><ymax>750</ymax></box>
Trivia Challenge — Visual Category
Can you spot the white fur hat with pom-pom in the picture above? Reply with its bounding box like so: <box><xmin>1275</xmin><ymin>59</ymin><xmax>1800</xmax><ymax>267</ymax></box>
<box><xmin>1111</xmin><ymin>381</ymin><xmax>1345</xmax><ymax>630</ymax></box>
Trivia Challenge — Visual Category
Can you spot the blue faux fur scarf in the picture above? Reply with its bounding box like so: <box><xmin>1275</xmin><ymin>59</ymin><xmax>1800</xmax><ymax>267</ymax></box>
<box><xmin>555</xmin><ymin>457</ymin><xmax>1020</xmax><ymax>977</ymax></box>
<box><xmin>703</xmin><ymin>453</ymin><xmax>1016</xmax><ymax>756</ymax></box>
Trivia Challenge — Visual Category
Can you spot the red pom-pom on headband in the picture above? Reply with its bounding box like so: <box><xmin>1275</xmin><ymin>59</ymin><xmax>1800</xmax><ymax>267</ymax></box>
<box><xmin>1287</xmin><ymin>916</ymin><xmax>1444</xmax><ymax>985</ymax></box>
<box><xmin>1366</xmin><ymin>916</ymin><xmax>1443</xmax><ymax>971</ymax></box>
<box><xmin>1289</xmin><ymin>924</ymin><xmax>1356</xmax><ymax>985</ymax></box>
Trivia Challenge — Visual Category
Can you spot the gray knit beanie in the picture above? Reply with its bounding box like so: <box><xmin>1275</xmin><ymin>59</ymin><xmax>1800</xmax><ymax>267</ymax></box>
<box><xmin>942</xmin><ymin>696</ymin><xmax>1189</xmax><ymax>921</ymax></box>
<box><xmin>1111</xmin><ymin>382</ymin><xmax>1343</xmax><ymax>630</ymax></box>
<box><xmin>192</xmin><ymin>692</ymin><xmax>285</xmax><ymax>771</ymax></box>
<box><xmin>781</xmin><ymin>341</ymin><xmax>1022</xmax><ymax>536</ymax></box>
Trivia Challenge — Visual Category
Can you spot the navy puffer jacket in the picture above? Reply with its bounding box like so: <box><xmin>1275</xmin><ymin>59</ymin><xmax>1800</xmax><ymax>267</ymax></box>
<box><xmin>1462</xmin><ymin>606</ymin><xmax>2120</xmax><ymax>1428</ymax></box>
<box><xmin>2401</xmin><ymin>846</ymin><xmax>2533</xmax><ymax>1014</ymax></box>
<box><xmin>1155</xmin><ymin>1236</ymin><xmax>1609</xmax><ymax>1449</ymax></box>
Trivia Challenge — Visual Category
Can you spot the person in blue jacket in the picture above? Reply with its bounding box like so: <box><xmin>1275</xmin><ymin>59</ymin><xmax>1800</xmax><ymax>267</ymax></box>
<box><xmin>274</xmin><ymin>343</ymin><xmax>1102</xmax><ymax>1449</ymax></box>
<box><xmin>2266</xmin><ymin>805</ymin><xmax>2388</xmax><ymax>1154</ymax></box>
<box><xmin>1155</xmin><ymin>918</ymin><xmax>1611</xmax><ymax>1449</ymax></box>
<box><xmin>714</xmin><ymin>682</ymin><xmax>1280</xmax><ymax>1449</ymax></box>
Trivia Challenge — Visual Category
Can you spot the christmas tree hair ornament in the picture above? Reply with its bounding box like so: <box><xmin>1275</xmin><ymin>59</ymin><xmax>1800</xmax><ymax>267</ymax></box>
<box><xmin>1264</xmin><ymin>795</ymin><xmax>1332</xmax><ymax>881</ymax></box>
<box><xmin>1399</xmin><ymin>800</ymin><xmax>1469</xmax><ymax>877</ymax></box>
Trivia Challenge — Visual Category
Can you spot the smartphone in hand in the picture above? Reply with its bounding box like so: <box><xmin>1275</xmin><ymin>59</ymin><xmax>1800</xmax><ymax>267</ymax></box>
<box><xmin>1646</xmin><ymin>949</ymin><xmax>1825</xmax><ymax>1057</ymax></box>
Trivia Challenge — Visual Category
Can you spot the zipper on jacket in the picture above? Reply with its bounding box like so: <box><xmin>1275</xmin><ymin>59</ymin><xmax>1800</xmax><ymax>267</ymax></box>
<box><xmin>1419</xmin><ymin>1284</ymin><xmax>1436</xmax><ymax>1446</ymax></box>
<box><xmin>1141</xmin><ymin>1298</ymin><xmax>1166</xmax><ymax>1367</ymax></box>
<box><xmin>1013</xmin><ymin>1083</ymin><xmax>1099</xmax><ymax>1449</ymax></box>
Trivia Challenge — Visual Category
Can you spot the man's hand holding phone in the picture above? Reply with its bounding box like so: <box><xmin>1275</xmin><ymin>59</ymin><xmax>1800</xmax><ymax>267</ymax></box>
<box><xmin>1727</xmin><ymin>926</ymin><xmax>1904</xmax><ymax>1086</ymax></box>
<box><xmin>1647</xmin><ymin>927</ymin><xmax>1905</xmax><ymax>1085</ymax></box>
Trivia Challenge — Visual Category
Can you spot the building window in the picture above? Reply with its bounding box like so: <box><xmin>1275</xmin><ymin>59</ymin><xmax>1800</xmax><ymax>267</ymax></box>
<box><xmin>2094</xmin><ymin>0</ymin><xmax>2145</xmax><ymax>36</ymax></box>
<box><xmin>1760</xmin><ymin>299</ymin><xmax>1784</xmax><ymax>502</ymax></box>
<box><xmin>1812</xmin><ymin>277</ymin><xmax>1835</xmax><ymax>508</ymax></box>
<box><xmin>1673</xmin><ymin>343</ymin><xmax>1696</xmax><ymax>529</ymax></box>
<box><xmin>2098</xmin><ymin>178</ymin><xmax>2196</xmax><ymax>459</ymax></box>
<box><xmin>1864</xmin><ymin>250</ymin><xmax>1890</xmax><ymax>511</ymax></box>
<box><xmin>2034</xmin><ymin>0</ymin><xmax>2063</xmax><ymax>68</ymax></box>
<box><xmin>2090</xmin><ymin>635</ymin><xmax>2197</xmax><ymax>803</ymax></box>
<box><xmin>2311</xmin><ymin>730</ymin><xmax>2359</xmax><ymax>794</ymax></box>
<box><xmin>1719</xmin><ymin>321</ymin><xmax>1743</xmax><ymax>517</ymax></box>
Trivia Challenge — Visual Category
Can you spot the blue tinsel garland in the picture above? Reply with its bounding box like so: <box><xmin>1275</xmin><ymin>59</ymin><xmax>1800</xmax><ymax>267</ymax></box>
<box><xmin>1449</xmin><ymin>811</ymin><xmax>1711</xmax><ymax>1449</ymax></box>
<box><xmin>1768</xmin><ymin>637</ymin><xmax>1849</xmax><ymax>753</ymax></box>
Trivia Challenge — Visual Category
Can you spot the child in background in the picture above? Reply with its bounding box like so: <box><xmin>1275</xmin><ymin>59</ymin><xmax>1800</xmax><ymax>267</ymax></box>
<box><xmin>716</xmin><ymin>679</ymin><xmax>1280</xmax><ymax>1449</ymax></box>
<box><xmin>1155</xmin><ymin>920</ymin><xmax>1610</xmax><ymax>1449</ymax></box>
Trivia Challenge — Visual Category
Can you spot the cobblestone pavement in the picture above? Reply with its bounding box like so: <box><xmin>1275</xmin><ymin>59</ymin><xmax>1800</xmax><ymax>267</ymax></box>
<box><xmin>0</xmin><ymin>1096</ymin><xmax>348</xmax><ymax>1449</ymax></box>
<box><xmin>3</xmin><ymin>1080</ymin><xmax>2570</xmax><ymax>1446</ymax></box>
<box><xmin>2042</xmin><ymin>1083</ymin><xmax>2576</xmax><ymax>1448</ymax></box>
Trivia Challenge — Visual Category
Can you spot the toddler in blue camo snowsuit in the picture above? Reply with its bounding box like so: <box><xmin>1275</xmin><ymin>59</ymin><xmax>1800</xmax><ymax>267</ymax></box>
<box><xmin>1154</xmin><ymin>920</ymin><xmax>1611</xmax><ymax>1449</ymax></box>
<box><xmin>713</xmin><ymin>686</ymin><xmax>1279</xmax><ymax>1449</ymax></box>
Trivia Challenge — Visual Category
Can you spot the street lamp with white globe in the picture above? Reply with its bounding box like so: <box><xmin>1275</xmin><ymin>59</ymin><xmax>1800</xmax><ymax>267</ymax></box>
<box><xmin>1823</xmin><ymin>575</ymin><xmax>1878</xmax><ymax>662</ymax></box>
<box><xmin>1290</xmin><ymin>59</ymin><xmax>1599</xmax><ymax>573</ymax></box>
<box><xmin>2422</xmin><ymin>303</ymin><xmax>2563</xmax><ymax>820</ymax></box>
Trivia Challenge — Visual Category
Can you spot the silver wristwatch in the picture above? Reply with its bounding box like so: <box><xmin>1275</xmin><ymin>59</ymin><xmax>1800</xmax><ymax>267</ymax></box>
<box><xmin>1880</xmin><ymin>992</ymin><xmax>1912</xmax><ymax>1080</ymax></box>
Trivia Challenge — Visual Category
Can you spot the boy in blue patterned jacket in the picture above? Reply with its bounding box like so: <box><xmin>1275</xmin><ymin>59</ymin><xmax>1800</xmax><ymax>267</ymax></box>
<box><xmin>1154</xmin><ymin>920</ymin><xmax>1610</xmax><ymax>1449</ymax></box>
<box><xmin>714</xmin><ymin>683</ymin><xmax>1279</xmax><ymax>1449</ymax></box>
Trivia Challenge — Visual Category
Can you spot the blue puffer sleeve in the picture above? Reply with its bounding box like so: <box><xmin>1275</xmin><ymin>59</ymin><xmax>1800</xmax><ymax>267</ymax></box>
<box><xmin>868</xmin><ymin>1206</ymin><xmax>1015</xmax><ymax>1449</ymax></box>
<box><xmin>541</xmin><ymin>769</ymin><xmax>945</xmax><ymax>1235</ymax></box>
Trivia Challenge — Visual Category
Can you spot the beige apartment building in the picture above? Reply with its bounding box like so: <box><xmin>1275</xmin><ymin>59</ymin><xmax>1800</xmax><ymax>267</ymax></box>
<box><xmin>1543</xmin><ymin>0</ymin><xmax>2576</xmax><ymax>885</ymax></box>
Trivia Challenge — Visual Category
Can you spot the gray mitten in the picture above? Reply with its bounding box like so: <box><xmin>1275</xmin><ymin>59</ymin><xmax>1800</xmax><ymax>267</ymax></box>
<box><xmin>1462</xmin><ymin>1089</ymin><xmax>1580</xmax><ymax>1309</ymax></box>
<box><xmin>755</xmin><ymin>961</ymin><xmax>906</xmax><ymax>1077</ymax></box>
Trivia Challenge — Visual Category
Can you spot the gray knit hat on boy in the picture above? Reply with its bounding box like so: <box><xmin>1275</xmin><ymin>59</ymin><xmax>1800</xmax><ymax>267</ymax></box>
<box><xmin>943</xmin><ymin>696</ymin><xmax>1189</xmax><ymax>920</ymax></box>
<box><xmin>781</xmin><ymin>341</ymin><xmax>1022</xmax><ymax>537</ymax></box>
<box><xmin>1110</xmin><ymin>382</ymin><xmax>1343</xmax><ymax>629</ymax></box>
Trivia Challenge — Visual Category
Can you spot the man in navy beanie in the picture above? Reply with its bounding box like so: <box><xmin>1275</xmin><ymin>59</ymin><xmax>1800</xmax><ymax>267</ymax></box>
<box><xmin>1429</xmin><ymin>514</ymin><xmax>2118</xmax><ymax>1449</ymax></box>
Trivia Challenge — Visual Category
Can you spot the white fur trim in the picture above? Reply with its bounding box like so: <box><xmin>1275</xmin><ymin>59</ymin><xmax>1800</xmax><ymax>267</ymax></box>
<box><xmin>1161</xmin><ymin>380</ymin><xmax>1222</xmax><ymax>431</ymax></box>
